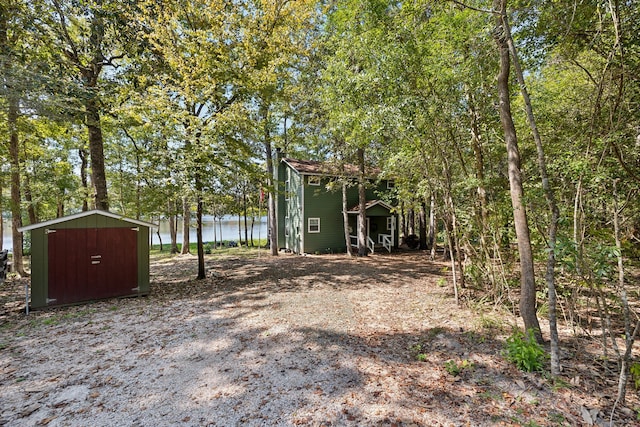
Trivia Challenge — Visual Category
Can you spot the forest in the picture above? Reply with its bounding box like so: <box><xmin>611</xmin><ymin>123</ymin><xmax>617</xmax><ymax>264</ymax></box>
<box><xmin>1</xmin><ymin>0</ymin><xmax>639</xmax><ymax>414</ymax></box>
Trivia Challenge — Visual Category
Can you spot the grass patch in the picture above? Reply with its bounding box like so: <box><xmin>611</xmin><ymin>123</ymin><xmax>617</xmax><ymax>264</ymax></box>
<box><xmin>150</xmin><ymin>240</ymin><xmax>269</xmax><ymax>259</ymax></box>
<box><xmin>151</xmin><ymin>239</ymin><xmax>267</xmax><ymax>253</ymax></box>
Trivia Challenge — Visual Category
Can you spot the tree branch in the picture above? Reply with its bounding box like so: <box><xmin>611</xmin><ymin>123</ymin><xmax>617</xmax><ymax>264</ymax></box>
<box><xmin>449</xmin><ymin>0</ymin><xmax>498</xmax><ymax>15</ymax></box>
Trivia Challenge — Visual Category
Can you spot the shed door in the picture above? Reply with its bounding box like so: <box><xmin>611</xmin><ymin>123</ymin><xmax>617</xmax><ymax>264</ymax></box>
<box><xmin>48</xmin><ymin>228</ymin><xmax>138</xmax><ymax>305</ymax></box>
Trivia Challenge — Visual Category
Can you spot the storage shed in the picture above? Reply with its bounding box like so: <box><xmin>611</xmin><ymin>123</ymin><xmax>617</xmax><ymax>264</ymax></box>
<box><xmin>18</xmin><ymin>210</ymin><xmax>157</xmax><ymax>309</ymax></box>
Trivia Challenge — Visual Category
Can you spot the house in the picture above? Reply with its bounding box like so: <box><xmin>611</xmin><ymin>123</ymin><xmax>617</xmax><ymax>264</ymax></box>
<box><xmin>275</xmin><ymin>157</ymin><xmax>398</xmax><ymax>255</ymax></box>
<box><xmin>18</xmin><ymin>210</ymin><xmax>157</xmax><ymax>309</ymax></box>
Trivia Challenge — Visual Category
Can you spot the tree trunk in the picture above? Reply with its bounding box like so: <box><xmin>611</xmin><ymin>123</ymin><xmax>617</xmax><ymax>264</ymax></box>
<box><xmin>1</xmin><ymin>5</ymin><xmax>25</xmax><ymax>276</ymax></box>
<box><xmin>407</xmin><ymin>208</ymin><xmax>415</xmax><ymax>236</ymax></box>
<box><xmin>219</xmin><ymin>217</ymin><xmax>223</xmax><ymax>248</ymax></box>
<box><xmin>357</xmin><ymin>147</ymin><xmax>368</xmax><ymax>257</ymax></box>
<box><xmin>169</xmin><ymin>200</ymin><xmax>179</xmax><ymax>254</ymax></box>
<box><xmin>85</xmin><ymin>97</ymin><xmax>109</xmax><ymax>211</ymax></box>
<box><xmin>263</xmin><ymin>105</ymin><xmax>278</xmax><ymax>256</ymax></box>
<box><xmin>79</xmin><ymin>148</ymin><xmax>89</xmax><ymax>211</ymax></box>
<box><xmin>8</xmin><ymin>95</ymin><xmax>26</xmax><ymax>277</ymax></box>
<box><xmin>238</xmin><ymin>209</ymin><xmax>242</xmax><ymax>244</ymax></box>
<box><xmin>195</xmin><ymin>191</ymin><xmax>205</xmax><ymax>280</ymax></box>
<box><xmin>181</xmin><ymin>197</ymin><xmax>190</xmax><ymax>254</ymax></box>
<box><xmin>466</xmin><ymin>83</ymin><xmax>493</xmax><ymax>289</ymax></box>
<box><xmin>250</xmin><ymin>215</ymin><xmax>255</xmax><ymax>247</ymax></box>
<box><xmin>399</xmin><ymin>201</ymin><xmax>407</xmax><ymax>238</ymax></box>
<box><xmin>493</xmin><ymin>0</ymin><xmax>542</xmax><ymax>342</ymax></box>
<box><xmin>194</xmin><ymin>124</ymin><xmax>205</xmax><ymax>279</ymax></box>
<box><xmin>212</xmin><ymin>211</ymin><xmax>217</xmax><ymax>249</ymax></box>
<box><xmin>442</xmin><ymin>208</ymin><xmax>459</xmax><ymax>305</ymax></box>
<box><xmin>243</xmin><ymin>189</ymin><xmax>248</xmax><ymax>245</ymax></box>
<box><xmin>343</xmin><ymin>182</ymin><xmax>353</xmax><ymax>257</ymax></box>
<box><xmin>612</xmin><ymin>179</ymin><xmax>637</xmax><ymax>405</ymax></box>
<box><xmin>419</xmin><ymin>202</ymin><xmax>427</xmax><ymax>250</ymax></box>
<box><xmin>156</xmin><ymin>223</ymin><xmax>163</xmax><ymax>252</ymax></box>
<box><xmin>502</xmin><ymin>12</ymin><xmax>561</xmax><ymax>371</ymax></box>
<box><xmin>429</xmin><ymin>192</ymin><xmax>436</xmax><ymax>259</ymax></box>
<box><xmin>23</xmin><ymin>173</ymin><xmax>36</xmax><ymax>225</ymax></box>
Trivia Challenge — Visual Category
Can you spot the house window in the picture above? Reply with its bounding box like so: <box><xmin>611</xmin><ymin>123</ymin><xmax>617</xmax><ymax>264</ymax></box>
<box><xmin>285</xmin><ymin>216</ymin><xmax>290</xmax><ymax>237</ymax></box>
<box><xmin>285</xmin><ymin>180</ymin><xmax>290</xmax><ymax>200</ymax></box>
<box><xmin>308</xmin><ymin>218</ymin><xmax>320</xmax><ymax>233</ymax></box>
<box><xmin>308</xmin><ymin>175</ymin><xmax>321</xmax><ymax>186</ymax></box>
<box><xmin>386</xmin><ymin>216</ymin><xmax>395</xmax><ymax>231</ymax></box>
<box><xmin>387</xmin><ymin>180</ymin><xmax>395</xmax><ymax>189</ymax></box>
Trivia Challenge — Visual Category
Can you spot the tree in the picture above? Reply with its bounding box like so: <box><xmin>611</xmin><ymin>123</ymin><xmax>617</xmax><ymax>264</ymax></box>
<box><xmin>0</xmin><ymin>1</ymin><xmax>30</xmax><ymax>276</ymax></box>
<box><xmin>138</xmin><ymin>0</ymin><xmax>248</xmax><ymax>278</ymax></box>
<box><xmin>320</xmin><ymin>0</ymin><xmax>401</xmax><ymax>256</ymax></box>
<box><xmin>239</xmin><ymin>0</ymin><xmax>318</xmax><ymax>256</ymax></box>
<box><xmin>41</xmin><ymin>0</ymin><xmax>139</xmax><ymax>210</ymax></box>
<box><xmin>493</xmin><ymin>0</ymin><xmax>542</xmax><ymax>342</ymax></box>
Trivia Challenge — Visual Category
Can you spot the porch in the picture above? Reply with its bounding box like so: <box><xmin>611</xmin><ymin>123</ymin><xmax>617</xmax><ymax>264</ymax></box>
<box><xmin>346</xmin><ymin>200</ymin><xmax>396</xmax><ymax>254</ymax></box>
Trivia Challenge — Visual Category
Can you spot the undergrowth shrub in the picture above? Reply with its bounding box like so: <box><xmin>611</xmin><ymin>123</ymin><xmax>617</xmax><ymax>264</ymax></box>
<box><xmin>503</xmin><ymin>329</ymin><xmax>546</xmax><ymax>372</ymax></box>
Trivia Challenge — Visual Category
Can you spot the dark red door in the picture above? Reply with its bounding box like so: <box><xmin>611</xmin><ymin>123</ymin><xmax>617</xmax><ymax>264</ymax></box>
<box><xmin>48</xmin><ymin>228</ymin><xmax>138</xmax><ymax>305</ymax></box>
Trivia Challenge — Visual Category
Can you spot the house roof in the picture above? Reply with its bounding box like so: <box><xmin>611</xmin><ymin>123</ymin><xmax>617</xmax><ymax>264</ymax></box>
<box><xmin>282</xmin><ymin>158</ymin><xmax>381</xmax><ymax>177</ymax></box>
<box><xmin>346</xmin><ymin>200</ymin><xmax>394</xmax><ymax>214</ymax></box>
<box><xmin>17</xmin><ymin>210</ymin><xmax>158</xmax><ymax>232</ymax></box>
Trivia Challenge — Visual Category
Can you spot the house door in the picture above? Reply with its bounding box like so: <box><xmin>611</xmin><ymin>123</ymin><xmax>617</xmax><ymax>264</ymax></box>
<box><xmin>47</xmin><ymin>228</ymin><xmax>138</xmax><ymax>305</ymax></box>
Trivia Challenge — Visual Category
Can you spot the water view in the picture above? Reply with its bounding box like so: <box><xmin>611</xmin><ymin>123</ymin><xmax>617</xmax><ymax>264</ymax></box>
<box><xmin>152</xmin><ymin>215</ymin><xmax>268</xmax><ymax>246</ymax></box>
<box><xmin>2</xmin><ymin>215</ymin><xmax>268</xmax><ymax>252</ymax></box>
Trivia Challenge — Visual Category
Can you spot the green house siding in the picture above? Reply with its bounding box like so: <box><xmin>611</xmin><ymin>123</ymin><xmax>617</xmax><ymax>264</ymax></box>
<box><xmin>303</xmin><ymin>178</ymin><xmax>346</xmax><ymax>253</ymax></box>
<box><xmin>302</xmin><ymin>177</ymin><xmax>397</xmax><ymax>254</ymax></box>
<box><xmin>276</xmin><ymin>158</ymin><xmax>398</xmax><ymax>254</ymax></box>
<box><xmin>24</xmin><ymin>212</ymin><xmax>152</xmax><ymax>309</ymax></box>
<box><xmin>283</xmin><ymin>167</ymin><xmax>303</xmax><ymax>253</ymax></box>
<box><xmin>276</xmin><ymin>157</ymin><xmax>287</xmax><ymax>249</ymax></box>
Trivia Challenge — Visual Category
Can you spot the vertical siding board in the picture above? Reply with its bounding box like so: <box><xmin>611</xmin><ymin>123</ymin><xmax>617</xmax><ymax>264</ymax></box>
<box><xmin>137</xmin><ymin>226</ymin><xmax>150</xmax><ymax>294</ymax></box>
<box><xmin>277</xmin><ymin>158</ymin><xmax>287</xmax><ymax>250</ymax></box>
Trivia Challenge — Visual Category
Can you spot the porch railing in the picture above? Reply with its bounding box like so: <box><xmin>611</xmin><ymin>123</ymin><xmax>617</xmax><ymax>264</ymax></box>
<box><xmin>367</xmin><ymin>236</ymin><xmax>375</xmax><ymax>253</ymax></box>
<box><xmin>379</xmin><ymin>234</ymin><xmax>392</xmax><ymax>253</ymax></box>
<box><xmin>349</xmin><ymin>235</ymin><xmax>376</xmax><ymax>254</ymax></box>
<box><xmin>349</xmin><ymin>235</ymin><xmax>358</xmax><ymax>249</ymax></box>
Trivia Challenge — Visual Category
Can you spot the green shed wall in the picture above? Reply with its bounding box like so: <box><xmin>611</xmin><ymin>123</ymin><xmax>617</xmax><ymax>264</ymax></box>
<box><xmin>28</xmin><ymin>213</ymin><xmax>150</xmax><ymax>309</ymax></box>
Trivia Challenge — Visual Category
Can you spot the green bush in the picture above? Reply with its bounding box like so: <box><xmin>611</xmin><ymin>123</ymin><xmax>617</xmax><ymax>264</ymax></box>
<box><xmin>503</xmin><ymin>329</ymin><xmax>546</xmax><ymax>372</ymax></box>
<box><xmin>630</xmin><ymin>362</ymin><xmax>640</xmax><ymax>389</ymax></box>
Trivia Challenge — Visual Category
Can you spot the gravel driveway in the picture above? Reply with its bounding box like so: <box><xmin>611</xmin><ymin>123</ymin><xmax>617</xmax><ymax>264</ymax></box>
<box><xmin>0</xmin><ymin>252</ymin><xmax>607</xmax><ymax>426</ymax></box>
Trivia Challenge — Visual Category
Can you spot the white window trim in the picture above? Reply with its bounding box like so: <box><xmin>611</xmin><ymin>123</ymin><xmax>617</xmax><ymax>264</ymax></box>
<box><xmin>308</xmin><ymin>217</ymin><xmax>320</xmax><ymax>233</ymax></box>
<box><xmin>308</xmin><ymin>175</ymin><xmax>321</xmax><ymax>186</ymax></box>
<box><xmin>386</xmin><ymin>216</ymin><xmax>395</xmax><ymax>231</ymax></box>
<box><xmin>387</xmin><ymin>180</ymin><xmax>395</xmax><ymax>189</ymax></box>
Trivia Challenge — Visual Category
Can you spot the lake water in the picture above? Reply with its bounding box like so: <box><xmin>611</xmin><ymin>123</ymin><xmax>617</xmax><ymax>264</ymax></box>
<box><xmin>2</xmin><ymin>215</ymin><xmax>268</xmax><ymax>252</ymax></box>
<box><xmin>152</xmin><ymin>215</ymin><xmax>268</xmax><ymax>246</ymax></box>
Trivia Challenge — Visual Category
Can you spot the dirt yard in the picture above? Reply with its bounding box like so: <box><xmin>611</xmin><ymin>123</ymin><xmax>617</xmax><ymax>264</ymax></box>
<box><xmin>0</xmin><ymin>251</ymin><xmax>637</xmax><ymax>426</ymax></box>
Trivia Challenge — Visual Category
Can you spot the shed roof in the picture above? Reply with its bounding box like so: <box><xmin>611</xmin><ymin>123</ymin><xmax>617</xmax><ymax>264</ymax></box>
<box><xmin>346</xmin><ymin>200</ymin><xmax>394</xmax><ymax>214</ymax></box>
<box><xmin>17</xmin><ymin>210</ymin><xmax>158</xmax><ymax>232</ymax></box>
<box><xmin>282</xmin><ymin>158</ymin><xmax>381</xmax><ymax>178</ymax></box>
